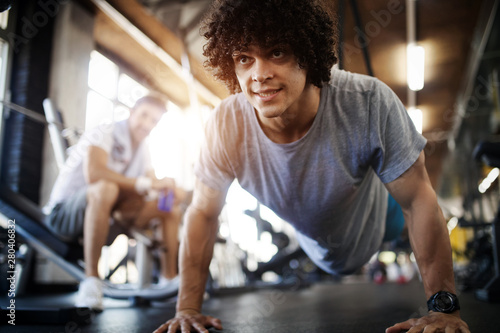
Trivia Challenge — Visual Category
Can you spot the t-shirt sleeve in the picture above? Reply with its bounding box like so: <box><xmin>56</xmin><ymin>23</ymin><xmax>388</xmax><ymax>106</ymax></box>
<box><xmin>368</xmin><ymin>80</ymin><xmax>427</xmax><ymax>183</ymax></box>
<box><xmin>194</xmin><ymin>109</ymin><xmax>235</xmax><ymax>191</ymax></box>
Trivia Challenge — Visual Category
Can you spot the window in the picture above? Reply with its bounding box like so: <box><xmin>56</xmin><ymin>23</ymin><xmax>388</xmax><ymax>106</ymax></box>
<box><xmin>88</xmin><ymin>51</ymin><xmax>119</xmax><ymax>99</ymax></box>
<box><xmin>0</xmin><ymin>38</ymin><xmax>9</xmax><ymax>105</ymax></box>
<box><xmin>118</xmin><ymin>73</ymin><xmax>149</xmax><ymax>108</ymax></box>
<box><xmin>86</xmin><ymin>51</ymin><xmax>147</xmax><ymax>129</ymax></box>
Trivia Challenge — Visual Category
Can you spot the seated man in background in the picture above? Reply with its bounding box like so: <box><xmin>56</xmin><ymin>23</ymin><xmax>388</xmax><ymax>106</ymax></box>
<box><xmin>44</xmin><ymin>94</ymin><xmax>181</xmax><ymax>310</ymax></box>
<box><xmin>155</xmin><ymin>0</ymin><xmax>470</xmax><ymax>332</ymax></box>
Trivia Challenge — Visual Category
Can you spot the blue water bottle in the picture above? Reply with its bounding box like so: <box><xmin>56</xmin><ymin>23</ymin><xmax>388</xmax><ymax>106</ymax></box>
<box><xmin>158</xmin><ymin>189</ymin><xmax>174</xmax><ymax>212</ymax></box>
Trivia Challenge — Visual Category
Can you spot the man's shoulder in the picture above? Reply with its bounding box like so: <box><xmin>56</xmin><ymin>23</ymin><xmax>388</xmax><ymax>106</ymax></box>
<box><xmin>329</xmin><ymin>69</ymin><xmax>381</xmax><ymax>94</ymax></box>
<box><xmin>219</xmin><ymin>92</ymin><xmax>250</xmax><ymax>112</ymax></box>
<box><xmin>211</xmin><ymin>93</ymin><xmax>252</xmax><ymax>125</ymax></box>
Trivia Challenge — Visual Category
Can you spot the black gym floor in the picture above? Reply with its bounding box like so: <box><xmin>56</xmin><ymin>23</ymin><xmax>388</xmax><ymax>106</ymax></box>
<box><xmin>1</xmin><ymin>279</ymin><xmax>499</xmax><ymax>332</ymax></box>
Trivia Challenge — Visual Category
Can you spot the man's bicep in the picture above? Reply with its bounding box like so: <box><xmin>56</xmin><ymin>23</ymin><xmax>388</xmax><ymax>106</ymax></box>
<box><xmin>384</xmin><ymin>151</ymin><xmax>433</xmax><ymax>210</ymax></box>
<box><xmin>190</xmin><ymin>177</ymin><xmax>229</xmax><ymax>220</ymax></box>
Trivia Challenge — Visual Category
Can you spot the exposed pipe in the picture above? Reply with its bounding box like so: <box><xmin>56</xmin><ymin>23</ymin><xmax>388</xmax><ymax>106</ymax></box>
<box><xmin>337</xmin><ymin>0</ymin><xmax>345</xmax><ymax>70</ymax></box>
<box><xmin>350</xmin><ymin>0</ymin><xmax>374</xmax><ymax>76</ymax></box>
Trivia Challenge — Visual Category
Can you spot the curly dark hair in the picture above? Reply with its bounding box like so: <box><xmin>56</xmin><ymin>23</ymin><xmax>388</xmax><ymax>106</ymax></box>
<box><xmin>201</xmin><ymin>0</ymin><xmax>338</xmax><ymax>94</ymax></box>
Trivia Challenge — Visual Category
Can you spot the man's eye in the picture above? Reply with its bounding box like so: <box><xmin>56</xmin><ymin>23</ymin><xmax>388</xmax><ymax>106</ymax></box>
<box><xmin>272</xmin><ymin>50</ymin><xmax>284</xmax><ymax>58</ymax></box>
<box><xmin>239</xmin><ymin>56</ymin><xmax>249</xmax><ymax>64</ymax></box>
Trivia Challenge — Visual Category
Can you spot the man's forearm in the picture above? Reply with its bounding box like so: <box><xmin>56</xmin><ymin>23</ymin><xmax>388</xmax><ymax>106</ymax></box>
<box><xmin>176</xmin><ymin>206</ymin><xmax>219</xmax><ymax>313</ymax></box>
<box><xmin>385</xmin><ymin>153</ymin><xmax>468</xmax><ymax>330</ymax></box>
<box><xmin>406</xmin><ymin>194</ymin><xmax>456</xmax><ymax>298</ymax></box>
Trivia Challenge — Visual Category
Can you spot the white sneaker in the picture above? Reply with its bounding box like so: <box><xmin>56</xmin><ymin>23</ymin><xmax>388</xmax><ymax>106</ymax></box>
<box><xmin>75</xmin><ymin>276</ymin><xmax>104</xmax><ymax>311</ymax></box>
<box><xmin>153</xmin><ymin>275</ymin><xmax>180</xmax><ymax>293</ymax></box>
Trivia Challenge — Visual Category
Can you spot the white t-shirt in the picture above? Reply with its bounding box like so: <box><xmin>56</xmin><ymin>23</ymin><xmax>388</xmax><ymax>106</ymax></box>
<box><xmin>45</xmin><ymin>119</ymin><xmax>153</xmax><ymax>211</ymax></box>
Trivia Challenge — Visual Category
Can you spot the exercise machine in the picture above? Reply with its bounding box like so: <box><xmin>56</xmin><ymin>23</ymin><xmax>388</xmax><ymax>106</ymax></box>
<box><xmin>472</xmin><ymin>140</ymin><xmax>500</xmax><ymax>302</ymax></box>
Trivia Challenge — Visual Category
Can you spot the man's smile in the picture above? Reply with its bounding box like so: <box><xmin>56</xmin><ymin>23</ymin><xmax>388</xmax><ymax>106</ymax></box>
<box><xmin>254</xmin><ymin>88</ymin><xmax>282</xmax><ymax>101</ymax></box>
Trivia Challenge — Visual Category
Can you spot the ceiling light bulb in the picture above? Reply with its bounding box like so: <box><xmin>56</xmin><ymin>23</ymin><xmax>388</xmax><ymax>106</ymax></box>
<box><xmin>407</xmin><ymin>44</ymin><xmax>425</xmax><ymax>91</ymax></box>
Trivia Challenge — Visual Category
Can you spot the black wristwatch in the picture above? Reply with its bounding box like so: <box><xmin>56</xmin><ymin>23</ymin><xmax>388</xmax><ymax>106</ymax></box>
<box><xmin>427</xmin><ymin>291</ymin><xmax>460</xmax><ymax>313</ymax></box>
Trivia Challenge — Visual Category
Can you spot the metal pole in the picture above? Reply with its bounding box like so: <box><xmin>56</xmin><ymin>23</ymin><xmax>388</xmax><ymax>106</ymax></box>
<box><xmin>349</xmin><ymin>0</ymin><xmax>374</xmax><ymax>76</ymax></box>
<box><xmin>338</xmin><ymin>0</ymin><xmax>345</xmax><ymax>70</ymax></box>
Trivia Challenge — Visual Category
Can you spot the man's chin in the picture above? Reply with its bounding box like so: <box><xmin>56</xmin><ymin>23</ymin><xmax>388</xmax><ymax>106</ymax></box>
<box><xmin>132</xmin><ymin>133</ymin><xmax>147</xmax><ymax>144</ymax></box>
<box><xmin>254</xmin><ymin>106</ymin><xmax>284</xmax><ymax>119</ymax></box>
<box><xmin>260</xmin><ymin>111</ymin><xmax>285</xmax><ymax>121</ymax></box>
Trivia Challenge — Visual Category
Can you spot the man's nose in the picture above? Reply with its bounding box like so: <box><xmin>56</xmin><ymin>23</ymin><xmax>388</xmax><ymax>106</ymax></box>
<box><xmin>252</xmin><ymin>60</ymin><xmax>273</xmax><ymax>82</ymax></box>
<box><xmin>143</xmin><ymin>121</ymin><xmax>155</xmax><ymax>133</ymax></box>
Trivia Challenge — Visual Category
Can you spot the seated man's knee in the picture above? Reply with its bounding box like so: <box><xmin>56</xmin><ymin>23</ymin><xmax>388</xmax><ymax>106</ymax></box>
<box><xmin>87</xmin><ymin>180</ymin><xmax>120</xmax><ymax>206</ymax></box>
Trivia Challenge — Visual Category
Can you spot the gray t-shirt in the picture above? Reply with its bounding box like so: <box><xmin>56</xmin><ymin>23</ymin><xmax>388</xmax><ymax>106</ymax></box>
<box><xmin>195</xmin><ymin>69</ymin><xmax>427</xmax><ymax>274</ymax></box>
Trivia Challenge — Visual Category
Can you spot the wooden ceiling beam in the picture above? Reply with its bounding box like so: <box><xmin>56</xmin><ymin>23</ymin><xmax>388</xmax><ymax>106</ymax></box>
<box><xmin>92</xmin><ymin>0</ymin><xmax>228</xmax><ymax>107</ymax></box>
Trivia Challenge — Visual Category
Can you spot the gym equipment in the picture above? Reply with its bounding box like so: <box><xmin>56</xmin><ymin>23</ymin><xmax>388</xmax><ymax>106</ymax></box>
<box><xmin>205</xmin><ymin>202</ymin><xmax>319</xmax><ymax>295</ymax></box>
<box><xmin>472</xmin><ymin>141</ymin><xmax>500</xmax><ymax>302</ymax></box>
<box><xmin>43</xmin><ymin>98</ymin><xmax>72</xmax><ymax>169</ymax></box>
<box><xmin>238</xmin><ymin>205</ymin><xmax>319</xmax><ymax>286</ymax></box>
<box><xmin>244</xmin><ymin>207</ymin><xmax>290</xmax><ymax>251</ymax></box>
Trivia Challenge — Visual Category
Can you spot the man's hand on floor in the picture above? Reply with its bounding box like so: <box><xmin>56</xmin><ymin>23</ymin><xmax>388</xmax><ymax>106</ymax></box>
<box><xmin>154</xmin><ymin>309</ymin><xmax>222</xmax><ymax>333</ymax></box>
<box><xmin>386</xmin><ymin>311</ymin><xmax>470</xmax><ymax>333</ymax></box>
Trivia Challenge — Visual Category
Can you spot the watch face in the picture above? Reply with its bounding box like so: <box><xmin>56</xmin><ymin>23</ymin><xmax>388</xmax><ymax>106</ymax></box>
<box><xmin>435</xmin><ymin>293</ymin><xmax>454</xmax><ymax>311</ymax></box>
